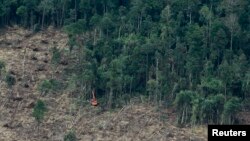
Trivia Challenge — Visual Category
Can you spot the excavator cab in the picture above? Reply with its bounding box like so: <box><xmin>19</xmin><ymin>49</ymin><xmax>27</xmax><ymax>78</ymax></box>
<box><xmin>91</xmin><ymin>90</ymin><xmax>98</xmax><ymax>106</ymax></box>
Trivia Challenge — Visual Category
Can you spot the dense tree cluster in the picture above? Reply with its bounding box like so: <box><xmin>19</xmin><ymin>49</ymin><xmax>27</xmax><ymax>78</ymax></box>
<box><xmin>1</xmin><ymin>0</ymin><xmax>250</xmax><ymax>125</ymax></box>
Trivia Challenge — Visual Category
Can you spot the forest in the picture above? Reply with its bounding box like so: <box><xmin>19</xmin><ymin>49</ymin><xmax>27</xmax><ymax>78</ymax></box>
<box><xmin>1</xmin><ymin>0</ymin><xmax>250</xmax><ymax>128</ymax></box>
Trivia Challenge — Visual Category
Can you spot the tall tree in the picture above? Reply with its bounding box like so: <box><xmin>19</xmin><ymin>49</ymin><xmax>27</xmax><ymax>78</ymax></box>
<box><xmin>38</xmin><ymin>0</ymin><xmax>53</xmax><ymax>29</ymax></box>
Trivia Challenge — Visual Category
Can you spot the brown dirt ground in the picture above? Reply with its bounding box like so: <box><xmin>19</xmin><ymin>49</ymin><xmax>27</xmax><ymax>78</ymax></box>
<box><xmin>0</xmin><ymin>27</ymin><xmax>207</xmax><ymax>141</ymax></box>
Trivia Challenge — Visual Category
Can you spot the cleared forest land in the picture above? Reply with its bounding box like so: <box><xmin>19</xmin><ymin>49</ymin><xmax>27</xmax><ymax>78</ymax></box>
<box><xmin>0</xmin><ymin>27</ymin><xmax>207</xmax><ymax>141</ymax></box>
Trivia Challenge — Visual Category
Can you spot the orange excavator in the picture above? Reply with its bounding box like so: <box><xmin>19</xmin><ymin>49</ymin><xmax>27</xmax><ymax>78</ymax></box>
<box><xmin>91</xmin><ymin>90</ymin><xmax>98</xmax><ymax>106</ymax></box>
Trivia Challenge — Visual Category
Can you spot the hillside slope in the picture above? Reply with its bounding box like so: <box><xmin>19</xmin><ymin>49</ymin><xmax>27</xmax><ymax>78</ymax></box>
<box><xmin>0</xmin><ymin>27</ymin><xmax>206</xmax><ymax>141</ymax></box>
